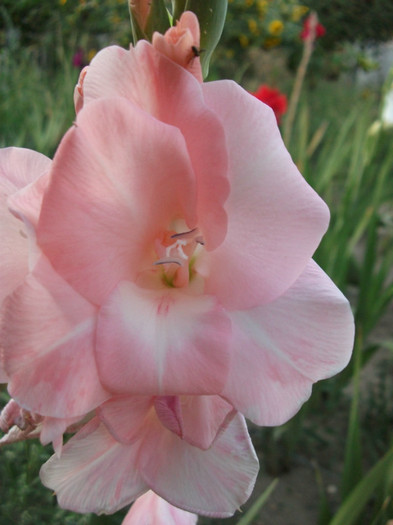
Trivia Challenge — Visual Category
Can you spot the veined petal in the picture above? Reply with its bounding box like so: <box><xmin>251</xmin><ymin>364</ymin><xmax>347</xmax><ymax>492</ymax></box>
<box><xmin>157</xmin><ymin>394</ymin><xmax>236</xmax><ymax>450</ymax></box>
<box><xmin>83</xmin><ymin>42</ymin><xmax>229</xmax><ymax>249</ymax></box>
<box><xmin>96</xmin><ymin>281</ymin><xmax>232</xmax><ymax>396</ymax></box>
<box><xmin>0</xmin><ymin>148</ymin><xmax>50</xmax><ymax>305</ymax></box>
<box><xmin>40</xmin><ymin>418</ymin><xmax>148</xmax><ymax>514</ymax></box>
<box><xmin>1</xmin><ymin>257</ymin><xmax>109</xmax><ymax>418</ymax></box>
<box><xmin>223</xmin><ymin>260</ymin><xmax>355</xmax><ymax>425</ymax></box>
<box><xmin>138</xmin><ymin>413</ymin><xmax>259</xmax><ymax>518</ymax></box>
<box><xmin>178</xmin><ymin>395</ymin><xmax>235</xmax><ymax>450</ymax></box>
<box><xmin>98</xmin><ymin>395</ymin><xmax>154</xmax><ymax>445</ymax></box>
<box><xmin>202</xmin><ymin>80</ymin><xmax>330</xmax><ymax>310</ymax></box>
<box><xmin>40</xmin><ymin>415</ymin><xmax>81</xmax><ymax>456</ymax></box>
<box><xmin>37</xmin><ymin>96</ymin><xmax>197</xmax><ymax>306</ymax></box>
<box><xmin>122</xmin><ymin>491</ymin><xmax>198</xmax><ymax>525</ymax></box>
<box><xmin>0</xmin><ymin>147</ymin><xmax>51</xmax><ymax>190</ymax></box>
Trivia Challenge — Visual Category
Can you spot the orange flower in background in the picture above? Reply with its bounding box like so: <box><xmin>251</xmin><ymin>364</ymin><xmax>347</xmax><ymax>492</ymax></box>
<box><xmin>251</xmin><ymin>84</ymin><xmax>288</xmax><ymax>124</ymax></box>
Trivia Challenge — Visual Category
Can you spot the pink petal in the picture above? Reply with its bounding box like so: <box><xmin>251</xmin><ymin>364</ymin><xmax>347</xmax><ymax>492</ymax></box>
<box><xmin>138</xmin><ymin>413</ymin><xmax>259</xmax><ymax>518</ymax></box>
<box><xmin>96</xmin><ymin>281</ymin><xmax>231</xmax><ymax>395</ymax></box>
<box><xmin>155</xmin><ymin>395</ymin><xmax>234</xmax><ymax>450</ymax></box>
<box><xmin>122</xmin><ymin>491</ymin><xmax>198</xmax><ymax>525</ymax></box>
<box><xmin>0</xmin><ymin>147</ymin><xmax>51</xmax><ymax>190</ymax></box>
<box><xmin>0</xmin><ymin>148</ymin><xmax>50</xmax><ymax>305</ymax></box>
<box><xmin>222</xmin><ymin>260</ymin><xmax>355</xmax><ymax>425</ymax></box>
<box><xmin>178</xmin><ymin>395</ymin><xmax>235</xmax><ymax>450</ymax></box>
<box><xmin>37</xmin><ymin>96</ymin><xmax>197</xmax><ymax>305</ymax></box>
<box><xmin>98</xmin><ymin>395</ymin><xmax>154</xmax><ymax>445</ymax></box>
<box><xmin>40</xmin><ymin>418</ymin><xmax>148</xmax><ymax>513</ymax></box>
<box><xmin>40</xmin><ymin>415</ymin><xmax>81</xmax><ymax>456</ymax></box>
<box><xmin>83</xmin><ymin>42</ymin><xmax>229</xmax><ymax>249</ymax></box>
<box><xmin>201</xmin><ymin>80</ymin><xmax>330</xmax><ymax>310</ymax></box>
<box><xmin>152</xmin><ymin>11</ymin><xmax>203</xmax><ymax>83</ymax></box>
<box><xmin>1</xmin><ymin>257</ymin><xmax>109</xmax><ymax>417</ymax></box>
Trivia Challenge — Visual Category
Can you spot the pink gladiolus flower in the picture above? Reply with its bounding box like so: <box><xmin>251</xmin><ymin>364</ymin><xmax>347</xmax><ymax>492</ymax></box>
<box><xmin>153</xmin><ymin>11</ymin><xmax>203</xmax><ymax>82</ymax></box>
<box><xmin>0</xmin><ymin>147</ymin><xmax>51</xmax><ymax>383</ymax></box>
<box><xmin>122</xmin><ymin>491</ymin><xmax>198</xmax><ymax>525</ymax></box>
<box><xmin>0</xmin><ymin>14</ymin><xmax>354</xmax><ymax>518</ymax></box>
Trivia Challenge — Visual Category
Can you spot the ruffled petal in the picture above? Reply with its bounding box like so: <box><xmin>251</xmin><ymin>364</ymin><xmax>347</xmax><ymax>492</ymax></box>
<box><xmin>83</xmin><ymin>42</ymin><xmax>229</xmax><ymax>249</ymax></box>
<box><xmin>122</xmin><ymin>491</ymin><xmax>198</xmax><ymax>525</ymax></box>
<box><xmin>40</xmin><ymin>415</ymin><xmax>81</xmax><ymax>456</ymax></box>
<box><xmin>1</xmin><ymin>257</ymin><xmax>109</xmax><ymax>417</ymax></box>
<box><xmin>138</xmin><ymin>413</ymin><xmax>259</xmax><ymax>518</ymax></box>
<box><xmin>0</xmin><ymin>148</ymin><xmax>50</xmax><ymax>305</ymax></box>
<box><xmin>155</xmin><ymin>395</ymin><xmax>235</xmax><ymax>450</ymax></box>
<box><xmin>37</xmin><ymin>96</ymin><xmax>197</xmax><ymax>306</ymax></box>
<box><xmin>222</xmin><ymin>260</ymin><xmax>355</xmax><ymax>425</ymax></box>
<box><xmin>201</xmin><ymin>80</ymin><xmax>330</xmax><ymax>310</ymax></box>
<box><xmin>96</xmin><ymin>281</ymin><xmax>232</xmax><ymax>396</ymax></box>
<box><xmin>178</xmin><ymin>395</ymin><xmax>235</xmax><ymax>450</ymax></box>
<box><xmin>0</xmin><ymin>147</ymin><xmax>51</xmax><ymax>189</ymax></box>
<box><xmin>98</xmin><ymin>396</ymin><xmax>154</xmax><ymax>445</ymax></box>
<box><xmin>40</xmin><ymin>418</ymin><xmax>148</xmax><ymax>514</ymax></box>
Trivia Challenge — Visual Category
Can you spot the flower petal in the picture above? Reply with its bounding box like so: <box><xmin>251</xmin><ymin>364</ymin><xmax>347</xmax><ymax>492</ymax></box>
<box><xmin>40</xmin><ymin>418</ymin><xmax>148</xmax><ymax>514</ymax></box>
<box><xmin>138</xmin><ymin>413</ymin><xmax>259</xmax><ymax>518</ymax></box>
<box><xmin>0</xmin><ymin>148</ymin><xmax>50</xmax><ymax>305</ymax></box>
<box><xmin>122</xmin><ymin>491</ymin><xmax>198</xmax><ymax>525</ymax></box>
<box><xmin>202</xmin><ymin>80</ymin><xmax>330</xmax><ymax>310</ymax></box>
<box><xmin>178</xmin><ymin>395</ymin><xmax>235</xmax><ymax>450</ymax></box>
<box><xmin>38</xmin><ymin>96</ymin><xmax>197</xmax><ymax>305</ymax></box>
<box><xmin>96</xmin><ymin>281</ymin><xmax>232</xmax><ymax>396</ymax></box>
<box><xmin>222</xmin><ymin>260</ymin><xmax>355</xmax><ymax>425</ymax></box>
<box><xmin>1</xmin><ymin>257</ymin><xmax>109</xmax><ymax>417</ymax></box>
<box><xmin>155</xmin><ymin>394</ymin><xmax>235</xmax><ymax>450</ymax></box>
<box><xmin>98</xmin><ymin>395</ymin><xmax>154</xmax><ymax>445</ymax></box>
<box><xmin>83</xmin><ymin>42</ymin><xmax>229</xmax><ymax>249</ymax></box>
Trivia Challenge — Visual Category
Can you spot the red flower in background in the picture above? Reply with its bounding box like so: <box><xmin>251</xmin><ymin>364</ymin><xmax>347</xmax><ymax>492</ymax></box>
<box><xmin>251</xmin><ymin>85</ymin><xmax>288</xmax><ymax>124</ymax></box>
<box><xmin>300</xmin><ymin>15</ymin><xmax>326</xmax><ymax>40</ymax></box>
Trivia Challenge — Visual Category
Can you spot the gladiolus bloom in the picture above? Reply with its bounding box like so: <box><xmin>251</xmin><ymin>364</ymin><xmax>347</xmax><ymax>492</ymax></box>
<box><xmin>0</xmin><ymin>12</ymin><xmax>354</xmax><ymax>519</ymax></box>
<box><xmin>300</xmin><ymin>15</ymin><xmax>326</xmax><ymax>40</ymax></box>
<box><xmin>251</xmin><ymin>84</ymin><xmax>288</xmax><ymax>124</ymax></box>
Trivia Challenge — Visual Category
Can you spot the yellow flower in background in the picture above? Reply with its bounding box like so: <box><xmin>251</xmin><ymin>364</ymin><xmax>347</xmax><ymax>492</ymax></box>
<box><xmin>88</xmin><ymin>49</ymin><xmax>97</xmax><ymax>62</ymax></box>
<box><xmin>60</xmin><ymin>0</ymin><xmax>67</xmax><ymax>5</ymax></box>
<box><xmin>263</xmin><ymin>36</ymin><xmax>281</xmax><ymax>49</ymax></box>
<box><xmin>292</xmin><ymin>5</ymin><xmax>309</xmax><ymax>22</ymax></box>
<box><xmin>257</xmin><ymin>0</ymin><xmax>268</xmax><ymax>15</ymax></box>
<box><xmin>248</xmin><ymin>18</ymin><xmax>260</xmax><ymax>35</ymax></box>
<box><xmin>239</xmin><ymin>34</ymin><xmax>250</xmax><ymax>48</ymax></box>
<box><xmin>268</xmin><ymin>20</ymin><xmax>284</xmax><ymax>36</ymax></box>
<box><xmin>246</xmin><ymin>0</ymin><xmax>255</xmax><ymax>6</ymax></box>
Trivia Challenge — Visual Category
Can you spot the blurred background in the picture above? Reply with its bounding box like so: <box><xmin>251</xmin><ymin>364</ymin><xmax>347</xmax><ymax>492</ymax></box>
<box><xmin>1</xmin><ymin>1</ymin><xmax>393</xmax><ymax>524</ymax></box>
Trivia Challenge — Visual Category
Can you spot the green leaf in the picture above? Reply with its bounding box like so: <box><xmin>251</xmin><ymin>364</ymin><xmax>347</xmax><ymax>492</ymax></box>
<box><xmin>173</xmin><ymin>0</ymin><xmax>227</xmax><ymax>78</ymax></box>
<box><xmin>330</xmin><ymin>445</ymin><xmax>393</xmax><ymax>525</ymax></box>
<box><xmin>236</xmin><ymin>479</ymin><xmax>279</xmax><ymax>525</ymax></box>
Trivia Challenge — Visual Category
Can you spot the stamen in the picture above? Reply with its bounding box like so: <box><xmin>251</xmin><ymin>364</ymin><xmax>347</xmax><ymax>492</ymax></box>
<box><xmin>154</xmin><ymin>257</ymin><xmax>183</xmax><ymax>266</ymax></box>
<box><xmin>170</xmin><ymin>228</ymin><xmax>197</xmax><ymax>240</ymax></box>
<box><xmin>166</xmin><ymin>239</ymin><xmax>188</xmax><ymax>260</ymax></box>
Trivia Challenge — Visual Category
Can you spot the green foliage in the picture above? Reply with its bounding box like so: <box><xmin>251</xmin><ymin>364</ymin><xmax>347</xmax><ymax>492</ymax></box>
<box><xmin>0</xmin><ymin>0</ymin><xmax>131</xmax><ymax>67</ymax></box>
<box><xmin>222</xmin><ymin>0</ymin><xmax>308</xmax><ymax>53</ymax></box>
<box><xmin>302</xmin><ymin>0</ymin><xmax>393</xmax><ymax>48</ymax></box>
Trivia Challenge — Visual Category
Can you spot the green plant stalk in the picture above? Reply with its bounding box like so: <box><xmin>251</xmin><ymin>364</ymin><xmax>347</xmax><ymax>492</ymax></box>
<box><xmin>330</xmin><ymin>443</ymin><xmax>393</xmax><ymax>525</ymax></box>
<box><xmin>236</xmin><ymin>479</ymin><xmax>279</xmax><ymax>525</ymax></box>
<box><xmin>340</xmin><ymin>330</ymin><xmax>363</xmax><ymax>500</ymax></box>
<box><xmin>283</xmin><ymin>11</ymin><xmax>318</xmax><ymax>146</ymax></box>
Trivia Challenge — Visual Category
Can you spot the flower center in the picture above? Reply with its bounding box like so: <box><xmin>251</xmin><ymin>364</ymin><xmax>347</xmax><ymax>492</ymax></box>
<box><xmin>153</xmin><ymin>228</ymin><xmax>204</xmax><ymax>288</ymax></box>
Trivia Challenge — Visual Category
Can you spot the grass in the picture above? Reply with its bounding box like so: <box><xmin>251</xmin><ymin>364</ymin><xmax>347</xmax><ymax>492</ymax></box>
<box><xmin>1</xmin><ymin>43</ymin><xmax>393</xmax><ymax>524</ymax></box>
